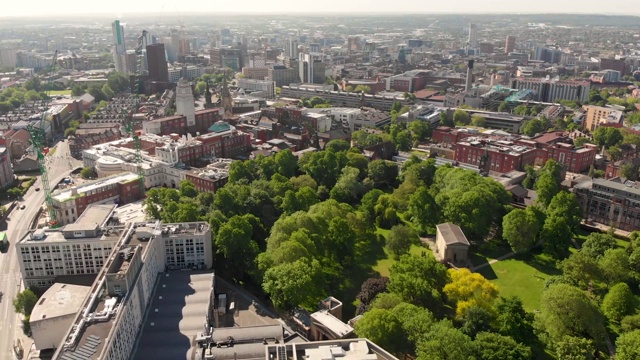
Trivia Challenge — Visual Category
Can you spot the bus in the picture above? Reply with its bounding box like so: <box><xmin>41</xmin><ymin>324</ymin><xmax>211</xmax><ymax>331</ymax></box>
<box><xmin>0</xmin><ymin>232</ymin><xmax>7</xmax><ymax>251</ymax></box>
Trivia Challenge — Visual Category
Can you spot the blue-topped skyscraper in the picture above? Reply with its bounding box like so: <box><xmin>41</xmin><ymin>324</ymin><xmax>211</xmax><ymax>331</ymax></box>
<box><xmin>111</xmin><ymin>20</ymin><xmax>127</xmax><ymax>73</ymax></box>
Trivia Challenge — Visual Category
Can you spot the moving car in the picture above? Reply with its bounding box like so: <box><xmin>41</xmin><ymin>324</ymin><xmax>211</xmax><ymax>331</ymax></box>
<box><xmin>35</xmin><ymin>188</ymin><xmax>40</xmax><ymax>191</ymax></box>
<box><xmin>19</xmin><ymin>205</ymin><xmax>26</xmax><ymax>210</ymax></box>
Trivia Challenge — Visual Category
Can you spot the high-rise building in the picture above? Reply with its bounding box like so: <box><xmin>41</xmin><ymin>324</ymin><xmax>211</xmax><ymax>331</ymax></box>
<box><xmin>146</xmin><ymin>43</ymin><xmax>169</xmax><ymax>83</ymax></box>
<box><xmin>505</xmin><ymin>35</ymin><xmax>516</xmax><ymax>54</ymax></box>
<box><xmin>111</xmin><ymin>20</ymin><xmax>127</xmax><ymax>73</ymax></box>
<box><xmin>285</xmin><ymin>37</ymin><xmax>299</xmax><ymax>59</ymax></box>
<box><xmin>168</xmin><ymin>28</ymin><xmax>181</xmax><ymax>62</ymax></box>
<box><xmin>533</xmin><ymin>46</ymin><xmax>563</xmax><ymax>64</ymax></box>
<box><xmin>0</xmin><ymin>48</ymin><xmax>17</xmax><ymax>67</ymax></box>
<box><xmin>175</xmin><ymin>78</ymin><xmax>195</xmax><ymax>127</ymax></box>
<box><xmin>468</xmin><ymin>23</ymin><xmax>478</xmax><ymax>49</ymax></box>
<box><xmin>299</xmin><ymin>53</ymin><xmax>325</xmax><ymax>84</ymax></box>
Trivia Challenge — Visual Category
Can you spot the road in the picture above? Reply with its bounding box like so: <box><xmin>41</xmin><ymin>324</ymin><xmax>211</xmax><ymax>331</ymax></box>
<box><xmin>0</xmin><ymin>141</ymin><xmax>81</xmax><ymax>359</ymax></box>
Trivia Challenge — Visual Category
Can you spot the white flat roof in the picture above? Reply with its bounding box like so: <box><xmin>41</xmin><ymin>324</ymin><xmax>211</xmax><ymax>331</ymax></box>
<box><xmin>310</xmin><ymin>310</ymin><xmax>354</xmax><ymax>337</ymax></box>
<box><xmin>52</xmin><ymin>172</ymin><xmax>139</xmax><ymax>202</ymax></box>
<box><xmin>30</xmin><ymin>283</ymin><xmax>91</xmax><ymax>323</ymax></box>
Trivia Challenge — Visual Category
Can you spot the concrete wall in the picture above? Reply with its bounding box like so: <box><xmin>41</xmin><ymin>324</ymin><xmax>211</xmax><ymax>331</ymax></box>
<box><xmin>31</xmin><ymin>314</ymin><xmax>75</xmax><ymax>350</ymax></box>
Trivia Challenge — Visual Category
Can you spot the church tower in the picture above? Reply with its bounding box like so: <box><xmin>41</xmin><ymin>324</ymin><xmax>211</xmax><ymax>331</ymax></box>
<box><xmin>175</xmin><ymin>78</ymin><xmax>195</xmax><ymax>127</ymax></box>
<box><xmin>221</xmin><ymin>72</ymin><xmax>233</xmax><ymax>117</ymax></box>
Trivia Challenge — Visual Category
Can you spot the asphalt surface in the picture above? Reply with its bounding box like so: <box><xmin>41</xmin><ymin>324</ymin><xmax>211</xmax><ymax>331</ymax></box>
<box><xmin>0</xmin><ymin>141</ymin><xmax>81</xmax><ymax>359</ymax></box>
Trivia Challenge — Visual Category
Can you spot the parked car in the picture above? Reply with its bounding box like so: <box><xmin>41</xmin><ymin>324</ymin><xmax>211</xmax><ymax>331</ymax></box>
<box><xmin>35</xmin><ymin>188</ymin><xmax>40</xmax><ymax>192</ymax></box>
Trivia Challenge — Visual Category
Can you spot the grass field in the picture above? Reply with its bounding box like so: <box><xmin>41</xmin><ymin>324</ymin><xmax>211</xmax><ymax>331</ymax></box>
<box><xmin>477</xmin><ymin>250</ymin><xmax>561</xmax><ymax>311</ymax></box>
<box><xmin>48</xmin><ymin>89</ymin><xmax>72</xmax><ymax>96</ymax></box>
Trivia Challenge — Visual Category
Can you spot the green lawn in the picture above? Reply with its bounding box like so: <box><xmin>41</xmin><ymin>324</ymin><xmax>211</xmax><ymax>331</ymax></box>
<box><xmin>476</xmin><ymin>251</ymin><xmax>561</xmax><ymax>311</ymax></box>
<box><xmin>469</xmin><ymin>239</ymin><xmax>513</xmax><ymax>268</ymax></box>
<box><xmin>48</xmin><ymin>89</ymin><xmax>72</xmax><ymax>96</ymax></box>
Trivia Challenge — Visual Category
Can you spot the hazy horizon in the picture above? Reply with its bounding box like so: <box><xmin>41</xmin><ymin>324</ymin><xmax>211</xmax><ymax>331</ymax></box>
<box><xmin>2</xmin><ymin>0</ymin><xmax>640</xmax><ymax>18</ymax></box>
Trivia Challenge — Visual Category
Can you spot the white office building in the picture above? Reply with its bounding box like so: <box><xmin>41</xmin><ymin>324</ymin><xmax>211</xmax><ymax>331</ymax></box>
<box><xmin>16</xmin><ymin>204</ymin><xmax>120</xmax><ymax>288</ymax></box>
<box><xmin>236</xmin><ymin>78</ymin><xmax>276</xmax><ymax>99</ymax></box>
<box><xmin>51</xmin><ymin>220</ymin><xmax>211</xmax><ymax>359</ymax></box>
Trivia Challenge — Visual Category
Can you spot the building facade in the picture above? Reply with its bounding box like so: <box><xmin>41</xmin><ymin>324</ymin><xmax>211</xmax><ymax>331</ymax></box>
<box><xmin>511</xmin><ymin>77</ymin><xmax>590</xmax><ymax>103</ymax></box>
<box><xmin>51</xmin><ymin>172</ymin><xmax>143</xmax><ymax>225</ymax></box>
<box><xmin>17</xmin><ymin>205</ymin><xmax>120</xmax><ymax>288</ymax></box>
<box><xmin>236</xmin><ymin>78</ymin><xmax>276</xmax><ymax>98</ymax></box>
<box><xmin>111</xmin><ymin>20</ymin><xmax>127</xmax><ymax>73</ymax></box>
<box><xmin>146</xmin><ymin>43</ymin><xmax>169</xmax><ymax>83</ymax></box>
<box><xmin>505</xmin><ymin>35</ymin><xmax>516</xmax><ymax>54</ymax></box>
<box><xmin>175</xmin><ymin>78</ymin><xmax>196</xmax><ymax>127</ymax></box>
<box><xmin>0</xmin><ymin>146</ymin><xmax>15</xmax><ymax>188</ymax></box>
<box><xmin>574</xmin><ymin>178</ymin><xmax>640</xmax><ymax>231</ymax></box>
<box><xmin>455</xmin><ymin>138</ymin><xmax>538</xmax><ymax>174</ymax></box>
<box><xmin>583</xmin><ymin>105</ymin><xmax>623</xmax><ymax>132</ymax></box>
<box><xmin>51</xmin><ymin>220</ymin><xmax>212</xmax><ymax>360</ymax></box>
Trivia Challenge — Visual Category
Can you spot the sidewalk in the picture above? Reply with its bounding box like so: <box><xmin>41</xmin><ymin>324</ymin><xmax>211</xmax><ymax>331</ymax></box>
<box><xmin>13</xmin><ymin>282</ymin><xmax>34</xmax><ymax>360</ymax></box>
<box><xmin>13</xmin><ymin>314</ymin><xmax>33</xmax><ymax>360</ymax></box>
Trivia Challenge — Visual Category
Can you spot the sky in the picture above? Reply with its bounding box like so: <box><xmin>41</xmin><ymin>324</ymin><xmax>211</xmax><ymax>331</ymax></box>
<box><xmin>2</xmin><ymin>0</ymin><xmax>640</xmax><ymax>17</ymax></box>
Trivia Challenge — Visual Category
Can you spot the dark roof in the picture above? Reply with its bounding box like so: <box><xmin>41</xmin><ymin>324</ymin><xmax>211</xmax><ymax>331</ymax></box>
<box><xmin>506</xmin><ymin>184</ymin><xmax>528</xmax><ymax>198</ymax></box>
<box><xmin>436</xmin><ymin>223</ymin><xmax>470</xmax><ymax>246</ymax></box>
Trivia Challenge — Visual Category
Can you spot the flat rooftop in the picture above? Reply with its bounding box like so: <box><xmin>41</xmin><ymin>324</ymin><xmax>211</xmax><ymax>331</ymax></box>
<box><xmin>19</xmin><ymin>227</ymin><xmax>125</xmax><ymax>245</ymax></box>
<box><xmin>158</xmin><ymin>222</ymin><xmax>210</xmax><ymax>238</ymax></box>
<box><xmin>132</xmin><ymin>271</ymin><xmax>214</xmax><ymax>360</ymax></box>
<box><xmin>112</xmin><ymin>201</ymin><xmax>147</xmax><ymax>223</ymax></box>
<box><xmin>63</xmin><ymin>204</ymin><xmax>116</xmax><ymax>231</ymax></box>
<box><xmin>266</xmin><ymin>339</ymin><xmax>399</xmax><ymax>360</ymax></box>
<box><xmin>310</xmin><ymin>311</ymin><xmax>354</xmax><ymax>338</ymax></box>
<box><xmin>52</xmin><ymin>172</ymin><xmax>139</xmax><ymax>203</ymax></box>
<box><xmin>30</xmin><ymin>283</ymin><xmax>91</xmax><ymax>323</ymax></box>
<box><xmin>58</xmin><ymin>296</ymin><xmax>116</xmax><ymax>360</ymax></box>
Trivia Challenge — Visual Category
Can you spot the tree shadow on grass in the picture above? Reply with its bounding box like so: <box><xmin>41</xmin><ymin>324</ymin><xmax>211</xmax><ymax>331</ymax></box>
<box><xmin>514</xmin><ymin>249</ymin><xmax>562</xmax><ymax>276</ymax></box>
<box><xmin>338</xmin><ymin>235</ymin><xmax>388</xmax><ymax>319</ymax></box>
<box><xmin>476</xmin><ymin>264</ymin><xmax>498</xmax><ymax>281</ymax></box>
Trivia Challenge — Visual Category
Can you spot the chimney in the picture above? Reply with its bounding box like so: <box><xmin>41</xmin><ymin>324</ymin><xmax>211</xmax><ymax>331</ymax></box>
<box><xmin>465</xmin><ymin>59</ymin><xmax>474</xmax><ymax>92</ymax></box>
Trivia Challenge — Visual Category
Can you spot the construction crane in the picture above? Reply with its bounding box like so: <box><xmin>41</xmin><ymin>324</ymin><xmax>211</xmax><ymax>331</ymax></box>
<box><xmin>27</xmin><ymin>50</ymin><xmax>58</xmax><ymax>227</ymax></box>
<box><xmin>121</xmin><ymin>30</ymin><xmax>148</xmax><ymax>195</ymax></box>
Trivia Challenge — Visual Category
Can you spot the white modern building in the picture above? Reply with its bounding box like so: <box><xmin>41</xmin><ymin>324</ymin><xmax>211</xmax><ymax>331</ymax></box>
<box><xmin>236</xmin><ymin>78</ymin><xmax>276</xmax><ymax>99</ymax></box>
<box><xmin>16</xmin><ymin>204</ymin><xmax>121</xmax><ymax>288</ymax></box>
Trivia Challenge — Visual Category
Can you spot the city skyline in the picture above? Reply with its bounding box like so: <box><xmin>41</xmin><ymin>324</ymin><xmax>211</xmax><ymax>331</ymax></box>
<box><xmin>2</xmin><ymin>0</ymin><xmax>640</xmax><ymax>17</ymax></box>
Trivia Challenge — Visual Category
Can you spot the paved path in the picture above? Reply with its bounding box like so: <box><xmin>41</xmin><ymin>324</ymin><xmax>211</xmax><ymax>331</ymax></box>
<box><xmin>470</xmin><ymin>251</ymin><xmax>515</xmax><ymax>272</ymax></box>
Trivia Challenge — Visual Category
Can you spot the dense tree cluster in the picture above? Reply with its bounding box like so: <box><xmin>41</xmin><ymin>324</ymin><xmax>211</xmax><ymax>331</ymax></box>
<box><xmin>140</xmin><ymin>129</ymin><xmax>640</xmax><ymax>359</ymax></box>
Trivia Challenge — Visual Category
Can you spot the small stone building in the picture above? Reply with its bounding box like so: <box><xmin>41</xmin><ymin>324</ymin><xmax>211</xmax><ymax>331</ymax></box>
<box><xmin>435</xmin><ymin>223</ymin><xmax>470</xmax><ymax>265</ymax></box>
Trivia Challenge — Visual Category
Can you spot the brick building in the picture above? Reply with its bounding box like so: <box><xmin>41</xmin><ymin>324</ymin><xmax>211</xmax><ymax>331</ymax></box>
<box><xmin>544</xmin><ymin>142</ymin><xmax>597</xmax><ymax>173</ymax></box>
<box><xmin>196</xmin><ymin>121</ymin><xmax>252</xmax><ymax>158</ymax></box>
<box><xmin>69</xmin><ymin>125</ymin><xmax>121</xmax><ymax>158</ymax></box>
<box><xmin>432</xmin><ymin>126</ymin><xmax>475</xmax><ymax>145</ymax></box>
<box><xmin>184</xmin><ymin>161</ymin><xmax>230</xmax><ymax>193</ymax></box>
<box><xmin>142</xmin><ymin>108</ymin><xmax>224</xmax><ymax>136</ymax></box>
<box><xmin>455</xmin><ymin>138</ymin><xmax>537</xmax><ymax>174</ymax></box>
<box><xmin>438</xmin><ymin>130</ymin><xmax>598</xmax><ymax>174</ymax></box>
<box><xmin>51</xmin><ymin>172</ymin><xmax>143</xmax><ymax>226</ymax></box>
